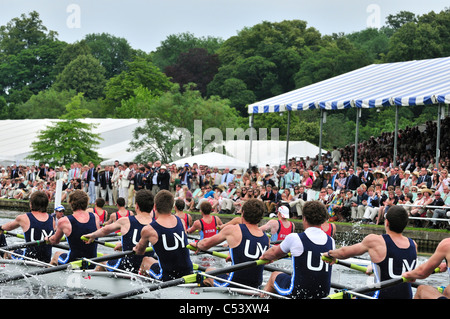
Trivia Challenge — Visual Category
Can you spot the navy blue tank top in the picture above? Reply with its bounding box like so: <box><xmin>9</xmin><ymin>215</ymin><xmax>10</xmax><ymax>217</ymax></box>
<box><xmin>150</xmin><ymin>215</ymin><xmax>193</xmax><ymax>281</ymax></box>
<box><xmin>122</xmin><ymin>216</ymin><xmax>154</xmax><ymax>268</ymax></box>
<box><xmin>23</xmin><ymin>212</ymin><xmax>54</xmax><ymax>263</ymax></box>
<box><xmin>372</xmin><ymin>234</ymin><xmax>416</xmax><ymax>299</ymax></box>
<box><xmin>66</xmin><ymin>213</ymin><xmax>98</xmax><ymax>262</ymax></box>
<box><xmin>290</xmin><ymin>232</ymin><xmax>333</xmax><ymax>299</ymax></box>
<box><xmin>226</xmin><ymin>224</ymin><xmax>269</xmax><ymax>288</ymax></box>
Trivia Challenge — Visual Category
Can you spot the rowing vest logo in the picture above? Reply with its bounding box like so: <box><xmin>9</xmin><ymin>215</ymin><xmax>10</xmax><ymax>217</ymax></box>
<box><xmin>243</xmin><ymin>240</ymin><xmax>267</xmax><ymax>259</ymax></box>
<box><xmin>30</xmin><ymin>228</ymin><xmax>53</xmax><ymax>240</ymax></box>
<box><xmin>161</xmin><ymin>232</ymin><xmax>185</xmax><ymax>251</ymax></box>
<box><xmin>306</xmin><ymin>251</ymin><xmax>330</xmax><ymax>272</ymax></box>
<box><xmin>387</xmin><ymin>258</ymin><xmax>416</xmax><ymax>278</ymax></box>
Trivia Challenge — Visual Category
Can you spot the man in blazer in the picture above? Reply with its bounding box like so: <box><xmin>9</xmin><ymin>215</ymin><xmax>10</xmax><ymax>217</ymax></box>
<box><xmin>345</xmin><ymin>167</ymin><xmax>360</xmax><ymax>191</ymax></box>
<box><xmin>417</xmin><ymin>167</ymin><xmax>432</xmax><ymax>188</ymax></box>
<box><xmin>358</xmin><ymin>163</ymin><xmax>374</xmax><ymax>188</ymax></box>
<box><xmin>157</xmin><ymin>165</ymin><xmax>170</xmax><ymax>191</ymax></box>
<box><xmin>98</xmin><ymin>166</ymin><xmax>113</xmax><ymax>206</ymax></box>
<box><xmin>387</xmin><ymin>168</ymin><xmax>401</xmax><ymax>187</ymax></box>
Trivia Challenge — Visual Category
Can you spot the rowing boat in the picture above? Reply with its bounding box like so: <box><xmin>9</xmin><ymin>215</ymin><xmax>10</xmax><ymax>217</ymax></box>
<box><xmin>0</xmin><ymin>257</ymin><xmax>266</xmax><ymax>299</ymax></box>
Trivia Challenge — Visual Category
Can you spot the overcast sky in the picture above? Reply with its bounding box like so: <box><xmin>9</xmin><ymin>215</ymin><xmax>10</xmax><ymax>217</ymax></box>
<box><xmin>1</xmin><ymin>0</ymin><xmax>449</xmax><ymax>53</ymax></box>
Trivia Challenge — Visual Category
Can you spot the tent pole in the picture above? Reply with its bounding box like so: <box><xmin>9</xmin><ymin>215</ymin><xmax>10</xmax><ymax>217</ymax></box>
<box><xmin>354</xmin><ymin>108</ymin><xmax>360</xmax><ymax>171</ymax></box>
<box><xmin>319</xmin><ymin>109</ymin><xmax>323</xmax><ymax>165</ymax></box>
<box><xmin>436</xmin><ymin>104</ymin><xmax>442</xmax><ymax>167</ymax></box>
<box><xmin>285</xmin><ymin>111</ymin><xmax>291</xmax><ymax>166</ymax></box>
<box><xmin>393</xmin><ymin>105</ymin><xmax>399</xmax><ymax>167</ymax></box>
<box><xmin>249</xmin><ymin>114</ymin><xmax>254</xmax><ymax>169</ymax></box>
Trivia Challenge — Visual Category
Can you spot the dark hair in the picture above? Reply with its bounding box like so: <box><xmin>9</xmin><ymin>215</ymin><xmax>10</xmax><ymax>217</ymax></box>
<box><xmin>154</xmin><ymin>190</ymin><xmax>174</xmax><ymax>214</ymax></box>
<box><xmin>241</xmin><ymin>199</ymin><xmax>264</xmax><ymax>224</ymax></box>
<box><xmin>135</xmin><ymin>189</ymin><xmax>154</xmax><ymax>213</ymax></box>
<box><xmin>95</xmin><ymin>197</ymin><xmax>105</xmax><ymax>208</ymax></box>
<box><xmin>385</xmin><ymin>205</ymin><xmax>408</xmax><ymax>233</ymax></box>
<box><xmin>303</xmin><ymin>201</ymin><xmax>328</xmax><ymax>226</ymax></box>
<box><xmin>69</xmin><ymin>190</ymin><xmax>89</xmax><ymax>211</ymax></box>
<box><xmin>30</xmin><ymin>191</ymin><xmax>49</xmax><ymax>213</ymax></box>
<box><xmin>116</xmin><ymin>197</ymin><xmax>125</xmax><ymax>207</ymax></box>
<box><xmin>175</xmin><ymin>199</ymin><xmax>185</xmax><ymax>211</ymax></box>
<box><xmin>200</xmin><ymin>201</ymin><xmax>212</xmax><ymax>215</ymax></box>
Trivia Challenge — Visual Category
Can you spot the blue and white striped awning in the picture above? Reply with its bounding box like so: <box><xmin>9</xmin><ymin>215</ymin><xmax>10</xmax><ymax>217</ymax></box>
<box><xmin>248</xmin><ymin>56</ymin><xmax>450</xmax><ymax>114</ymax></box>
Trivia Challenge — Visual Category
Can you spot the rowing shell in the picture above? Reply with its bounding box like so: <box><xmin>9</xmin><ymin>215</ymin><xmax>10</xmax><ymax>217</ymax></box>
<box><xmin>0</xmin><ymin>258</ymin><xmax>263</xmax><ymax>299</ymax></box>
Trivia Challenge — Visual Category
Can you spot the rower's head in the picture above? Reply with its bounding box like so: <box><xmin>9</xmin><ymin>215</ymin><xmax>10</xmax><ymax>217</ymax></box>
<box><xmin>69</xmin><ymin>190</ymin><xmax>89</xmax><ymax>212</ymax></box>
<box><xmin>302</xmin><ymin>201</ymin><xmax>328</xmax><ymax>227</ymax></box>
<box><xmin>241</xmin><ymin>199</ymin><xmax>264</xmax><ymax>225</ymax></box>
<box><xmin>116</xmin><ymin>197</ymin><xmax>126</xmax><ymax>208</ymax></box>
<box><xmin>135</xmin><ymin>189</ymin><xmax>154</xmax><ymax>213</ymax></box>
<box><xmin>200</xmin><ymin>201</ymin><xmax>212</xmax><ymax>216</ymax></box>
<box><xmin>174</xmin><ymin>199</ymin><xmax>185</xmax><ymax>212</ymax></box>
<box><xmin>154</xmin><ymin>190</ymin><xmax>174</xmax><ymax>215</ymax></box>
<box><xmin>29</xmin><ymin>191</ymin><xmax>49</xmax><ymax>213</ymax></box>
<box><xmin>384</xmin><ymin>205</ymin><xmax>408</xmax><ymax>234</ymax></box>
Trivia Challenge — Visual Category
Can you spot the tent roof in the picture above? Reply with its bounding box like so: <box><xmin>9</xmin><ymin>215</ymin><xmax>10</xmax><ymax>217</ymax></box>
<box><xmin>222</xmin><ymin>140</ymin><xmax>325</xmax><ymax>167</ymax></box>
<box><xmin>0</xmin><ymin>119</ymin><xmax>143</xmax><ymax>165</ymax></box>
<box><xmin>248</xmin><ymin>56</ymin><xmax>450</xmax><ymax>114</ymax></box>
<box><xmin>171</xmin><ymin>152</ymin><xmax>249</xmax><ymax>170</ymax></box>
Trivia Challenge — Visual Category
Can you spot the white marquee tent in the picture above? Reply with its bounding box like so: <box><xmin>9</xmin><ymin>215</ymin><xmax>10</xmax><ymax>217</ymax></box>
<box><xmin>0</xmin><ymin>118</ymin><xmax>143</xmax><ymax>166</ymax></box>
<box><xmin>222</xmin><ymin>140</ymin><xmax>325</xmax><ymax>167</ymax></box>
<box><xmin>171</xmin><ymin>151</ymin><xmax>249</xmax><ymax>170</ymax></box>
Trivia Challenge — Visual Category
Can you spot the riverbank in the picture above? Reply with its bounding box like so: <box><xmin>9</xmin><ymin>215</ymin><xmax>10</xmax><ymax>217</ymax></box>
<box><xmin>0</xmin><ymin>198</ymin><xmax>447</xmax><ymax>254</ymax></box>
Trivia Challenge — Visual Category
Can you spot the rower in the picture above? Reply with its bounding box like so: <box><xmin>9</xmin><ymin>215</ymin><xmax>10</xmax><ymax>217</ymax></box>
<box><xmin>259</xmin><ymin>205</ymin><xmax>295</xmax><ymax>243</ymax></box>
<box><xmin>135</xmin><ymin>190</ymin><xmax>193</xmax><ymax>281</ymax></box>
<box><xmin>47</xmin><ymin>190</ymin><xmax>100</xmax><ymax>266</ymax></box>
<box><xmin>86</xmin><ymin>197</ymin><xmax>108</xmax><ymax>226</ymax></box>
<box><xmin>402</xmin><ymin>237</ymin><xmax>450</xmax><ymax>299</ymax></box>
<box><xmin>190</xmin><ymin>198</ymin><xmax>270</xmax><ymax>289</ymax></box>
<box><xmin>174</xmin><ymin>198</ymin><xmax>192</xmax><ymax>229</ymax></box>
<box><xmin>324</xmin><ymin>205</ymin><xmax>418</xmax><ymax>299</ymax></box>
<box><xmin>187</xmin><ymin>201</ymin><xmax>222</xmax><ymax>239</ymax></box>
<box><xmin>260</xmin><ymin>200</ymin><xmax>335</xmax><ymax>299</ymax></box>
<box><xmin>103</xmin><ymin>197</ymin><xmax>133</xmax><ymax>230</ymax></box>
<box><xmin>0</xmin><ymin>191</ymin><xmax>54</xmax><ymax>263</ymax></box>
<box><xmin>83</xmin><ymin>189</ymin><xmax>155</xmax><ymax>273</ymax></box>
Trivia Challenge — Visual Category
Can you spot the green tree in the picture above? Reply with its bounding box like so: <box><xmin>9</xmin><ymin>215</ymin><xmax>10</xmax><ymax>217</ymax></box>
<box><xmin>53</xmin><ymin>54</ymin><xmax>106</xmax><ymax>100</ymax></box>
<box><xmin>346</xmin><ymin>28</ymin><xmax>390</xmax><ymax>62</ymax></box>
<box><xmin>127</xmin><ymin>83</ymin><xmax>240</xmax><ymax>161</ymax></box>
<box><xmin>53</xmin><ymin>40</ymin><xmax>91</xmax><ymax>76</ymax></box>
<box><xmin>385</xmin><ymin>9</ymin><xmax>450</xmax><ymax>62</ymax></box>
<box><xmin>207</xmin><ymin>20</ymin><xmax>323</xmax><ymax>114</ymax></box>
<box><xmin>15</xmin><ymin>89</ymin><xmax>77</xmax><ymax>119</ymax></box>
<box><xmin>84</xmin><ymin>33</ymin><xmax>135</xmax><ymax>79</ymax></box>
<box><xmin>0</xmin><ymin>11</ymin><xmax>66</xmax><ymax>105</ymax></box>
<box><xmin>294</xmin><ymin>35</ymin><xmax>371</xmax><ymax>88</ymax></box>
<box><xmin>104</xmin><ymin>56</ymin><xmax>173</xmax><ymax>114</ymax></box>
<box><xmin>26</xmin><ymin>94</ymin><xmax>102</xmax><ymax>166</ymax></box>
<box><xmin>164</xmin><ymin>48</ymin><xmax>220</xmax><ymax>96</ymax></box>
<box><xmin>151</xmin><ymin>32</ymin><xmax>223</xmax><ymax>71</ymax></box>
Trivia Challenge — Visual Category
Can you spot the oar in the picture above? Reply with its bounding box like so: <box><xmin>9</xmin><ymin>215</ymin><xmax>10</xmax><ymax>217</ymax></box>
<box><xmin>4</xmin><ymin>230</ymin><xmax>66</xmax><ymax>242</ymax></box>
<box><xmin>102</xmin><ymin>257</ymin><xmax>275</xmax><ymax>299</ymax></box>
<box><xmin>187</xmin><ymin>244</ymin><xmax>293</xmax><ymax>275</ymax></box>
<box><xmin>321</xmin><ymin>255</ymin><xmax>370</xmax><ymax>274</ymax></box>
<box><xmin>80</xmin><ymin>236</ymin><xmax>154</xmax><ymax>254</ymax></box>
<box><xmin>0</xmin><ymin>239</ymin><xmax>48</xmax><ymax>252</ymax></box>
<box><xmin>321</xmin><ymin>254</ymin><xmax>443</xmax><ymax>287</ymax></box>
<box><xmin>81</xmin><ymin>236</ymin><xmax>117</xmax><ymax>249</ymax></box>
<box><xmin>2</xmin><ymin>231</ymin><xmax>71</xmax><ymax>253</ymax></box>
<box><xmin>325</xmin><ymin>277</ymin><xmax>409</xmax><ymax>299</ymax></box>
<box><xmin>0</xmin><ymin>248</ymin><xmax>143</xmax><ymax>284</ymax></box>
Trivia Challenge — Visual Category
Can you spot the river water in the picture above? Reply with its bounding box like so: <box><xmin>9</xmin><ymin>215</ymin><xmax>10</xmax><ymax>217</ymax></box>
<box><xmin>0</xmin><ymin>211</ymin><xmax>448</xmax><ymax>299</ymax></box>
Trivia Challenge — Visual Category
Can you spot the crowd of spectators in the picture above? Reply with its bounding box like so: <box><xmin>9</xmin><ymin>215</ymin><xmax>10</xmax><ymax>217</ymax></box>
<box><xmin>0</xmin><ymin>118</ymin><xmax>449</xmax><ymax>229</ymax></box>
